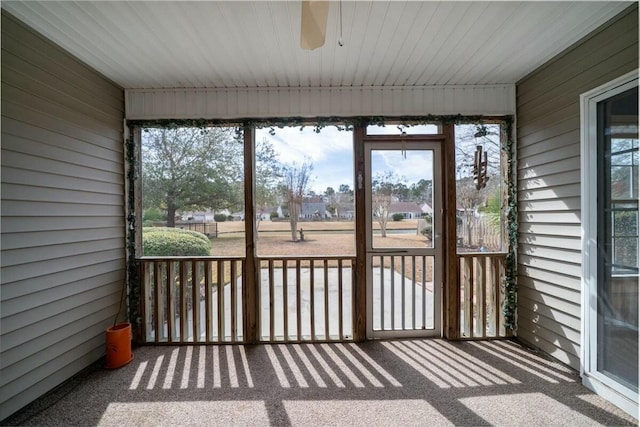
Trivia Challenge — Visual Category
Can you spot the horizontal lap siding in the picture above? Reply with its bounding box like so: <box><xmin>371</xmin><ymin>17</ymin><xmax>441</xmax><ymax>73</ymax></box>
<box><xmin>515</xmin><ymin>5</ymin><xmax>638</xmax><ymax>370</ymax></box>
<box><xmin>0</xmin><ymin>11</ymin><xmax>124</xmax><ymax>419</ymax></box>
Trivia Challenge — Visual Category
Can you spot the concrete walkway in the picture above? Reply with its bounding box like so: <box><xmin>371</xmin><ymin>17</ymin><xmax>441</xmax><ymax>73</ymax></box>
<box><xmin>156</xmin><ymin>267</ymin><xmax>435</xmax><ymax>342</ymax></box>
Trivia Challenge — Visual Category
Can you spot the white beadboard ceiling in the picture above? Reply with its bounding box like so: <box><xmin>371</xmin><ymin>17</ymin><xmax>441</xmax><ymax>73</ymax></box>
<box><xmin>2</xmin><ymin>1</ymin><xmax>631</xmax><ymax>90</ymax></box>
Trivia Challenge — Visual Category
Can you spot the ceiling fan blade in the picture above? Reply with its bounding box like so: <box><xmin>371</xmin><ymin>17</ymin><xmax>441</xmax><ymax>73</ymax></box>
<box><xmin>300</xmin><ymin>0</ymin><xmax>329</xmax><ymax>50</ymax></box>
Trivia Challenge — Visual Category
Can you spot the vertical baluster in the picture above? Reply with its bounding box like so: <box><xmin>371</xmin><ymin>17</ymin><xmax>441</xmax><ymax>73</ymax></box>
<box><xmin>491</xmin><ymin>256</ymin><xmax>499</xmax><ymax>337</ymax></box>
<box><xmin>338</xmin><ymin>259</ymin><xmax>344</xmax><ymax>341</ymax></box>
<box><xmin>239</xmin><ymin>259</ymin><xmax>245</xmax><ymax>342</ymax></box>
<box><xmin>310</xmin><ymin>259</ymin><xmax>315</xmax><ymax>340</ymax></box>
<box><xmin>167</xmin><ymin>261</ymin><xmax>175</xmax><ymax>343</ymax></box>
<box><xmin>282</xmin><ymin>259</ymin><xmax>289</xmax><ymax>341</ymax></box>
<box><xmin>269</xmin><ymin>259</ymin><xmax>274</xmax><ymax>341</ymax></box>
<box><xmin>390</xmin><ymin>256</ymin><xmax>395</xmax><ymax>330</ymax></box>
<box><xmin>283</xmin><ymin>259</ymin><xmax>289</xmax><ymax>341</ymax></box>
<box><xmin>422</xmin><ymin>256</ymin><xmax>427</xmax><ymax>329</ymax></box>
<box><xmin>180</xmin><ymin>261</ymin><xmax>188</xmax><ymax>343</ymax></box>
<box><xmin>148</xmin><ymin>261</ymin><xmax>157</xmax><ymax>342</ymax></box>
<box><xmin>379</xmin><ymin>256</ymin><xmax>384</xmax><ymax>330</ymax></box>
<box><xmin>485</xmin><ymin>256</ymin><xmax>496</xmax><ymax>337</ymax></box>
<box><xmin>231</xmin><ymin>260</ymin><xmax>237</xmax><ymax>342</ymax></box>
<box><xmin>324</xmin><ymin>259</ymin><xmax>330</xmax><ymax>340</ymax></box>
<box><xmin>478</xmin><ymin>257</ymin><xmax>486</xmax><ymax>338</ymax></box>
<box><xmin>352</xmin><ymin>258</ymin><xmax>356</xmax><ymax>339</ymax></box>
<box><xmin>468</xmin><ymin>257</ymin><xmax>475</xmax><ymax>338</ymax></box>
<box><xmin>154</xmin><ymin>261</ymin><xmax>161</xmax><ymax>343</ymax></box>
<box><xmin>412</xmin><ymin>255</ymin><xmax>416</xmax><ymax>330</ymax></box>
<box><xmin>192</xmin><ymin>260</ymin><xmax>199</xmax><ymax>343</ymax></box>
<box><xmin>458</xmin><ymin>257</ymin><xmax>463</xmax><ymax>336</ymax></box>
<box><xmin>296</xmin><ymin>259</ymin><xmax>302</xmax><ymax>340</ymax></box>
<box><xmin>205</xmin><ymin>260</ymin><xmax>212</xmax><ymax>342</ymax></box>
<box><xmin>217</xmin><ymin>260</ymin><xmax>224</xmax><ymax>342</ymax></box>
<box><xmin>141</xmin><ymin>262</ymin><xmax>149</xmax><ymax>342</ymax></box>
<box><xmin>461</xmin><ymin>257</ymin><xmax>470</xmax><ymax>337</ymax></box>
<box><xmin>401</xmin><ymin>256</ymin><xmax>406</xmax><ymax>330</ymax></box>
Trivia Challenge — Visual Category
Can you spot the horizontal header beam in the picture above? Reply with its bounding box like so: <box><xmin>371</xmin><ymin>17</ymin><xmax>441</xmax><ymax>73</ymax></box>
<box><xmin>125</xmin><ymin>85</ymin><xmax>515</xmax><ymax>120</ymax></box>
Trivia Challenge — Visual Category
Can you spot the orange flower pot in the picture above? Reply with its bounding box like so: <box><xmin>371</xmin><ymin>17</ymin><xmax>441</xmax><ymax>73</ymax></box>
<box><xmin>105</xmin><ymin>323</ymin><xmax>134</xmax><ymax>369</ymax></box>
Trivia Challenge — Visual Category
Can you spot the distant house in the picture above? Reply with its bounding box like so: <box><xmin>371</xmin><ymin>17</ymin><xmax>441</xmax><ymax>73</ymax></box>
<box><xmin>256</xmin><ymin>205</ymin><xmax>284</xmax><ymax>221</ymax></box>
<box><xmin>420</xmin><ymin>202</ymin><xmax>432</xmax><ymax>215</ymax></box>
<box><xmin>300</xmin><ymin>202</ymin><xmax>331</xmax><ymax>219</ymax></box>
<box><xmin>336</xmin><ymin>200</ymin><xmax>355</xmax><ymax>219</ymax></box>
<box><xmin>179</xmin><ymin>210</ymin><xmax>215</xmax><ymax>222</ymax></box>
<box><xmin>388</xmin><ymin>202</ymin><xmax>424</xmax><ymax>219</ymax></box>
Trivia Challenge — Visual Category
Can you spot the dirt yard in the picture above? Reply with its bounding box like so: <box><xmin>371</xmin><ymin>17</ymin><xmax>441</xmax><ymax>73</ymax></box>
<box><xmin>209</xmin><ymin>219</ymin><xmax>433</xmax><ymax>280</ymax></box>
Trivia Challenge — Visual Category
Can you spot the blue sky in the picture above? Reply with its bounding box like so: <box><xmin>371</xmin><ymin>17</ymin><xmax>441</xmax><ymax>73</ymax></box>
<box><xmin>256</xmin><ymin>125</ymin><xmax>436</xmax><ymax>194</ymax></box>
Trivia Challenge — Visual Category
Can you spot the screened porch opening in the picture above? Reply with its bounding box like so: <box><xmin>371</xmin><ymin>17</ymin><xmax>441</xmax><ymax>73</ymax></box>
<box><xmin>133</xmin><ymin>120</ymin><xmax>513</xmax><ymax>345</ymax></box>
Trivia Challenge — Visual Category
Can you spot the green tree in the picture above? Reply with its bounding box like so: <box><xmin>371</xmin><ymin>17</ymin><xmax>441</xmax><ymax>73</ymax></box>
<box><xmin>410</xmin><ymin>179</ymin><xmax>432</xmax><ymax>203</ymax></box>
<box><xmin>339</xmin><ymin>184</ymin><xmax>353</xmax><ymax>196</ymax></box>
<box><xmin>142</xmin><ymin>127</ymin><xmax>242</xmax><ymax>227</ymax></box>
<box><xmin>255</xmin><ymin>137</ymin><xmax>283</xmax><ymax>227</ymax></box>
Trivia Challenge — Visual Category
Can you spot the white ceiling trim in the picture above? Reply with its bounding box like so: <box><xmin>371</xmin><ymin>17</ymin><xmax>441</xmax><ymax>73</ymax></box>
<box><xmin>125</xmin><ymin>85</ymin><xmax>516</xmax><ymax>120</ymax></box>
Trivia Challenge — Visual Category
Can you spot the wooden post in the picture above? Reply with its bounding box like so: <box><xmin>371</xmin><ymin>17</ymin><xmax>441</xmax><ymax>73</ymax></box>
<box><xmin>442</xmin><ymin>123</ymin><xmax>459</xmax><ymax>339</ymax></box>
<box><xmin>243</xmin><ymin>125</ymin><xmax>259</xmax><ymax>343</ymax></box>
<box><xmin>353</xmin><ymin>125</ymin><xmax>367</xmax><ymax>341</ymax></box>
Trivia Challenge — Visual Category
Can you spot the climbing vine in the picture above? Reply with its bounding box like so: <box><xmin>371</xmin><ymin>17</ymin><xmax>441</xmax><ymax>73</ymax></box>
<box><xmin>501</xmin><ymin>117</ymin><xmax>517</xmax><ymax>331</ymax></box>
<box><xmin>125</xmin><ymin>132</ymin><xmax>141</xmax><ymax>335</ymax></box>
<box><xmin>125</xmin><ymin>114</ymin><xmax>518</xmax><ymax>335</ymax></box>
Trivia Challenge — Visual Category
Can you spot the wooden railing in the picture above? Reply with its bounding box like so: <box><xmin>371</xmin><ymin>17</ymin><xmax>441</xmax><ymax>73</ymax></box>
<box><xmin>140</xmin><ymin>254</ymin><xmax>503</xmax><ymax>343</ymax></box>
<box><xmin>457</xmin><ymin>252</ymin><xmax>507</xmax><ymax>338</ymax></box>
<box><xmin>258</xmin><ymin>256</ymin><xmax>355</xmax><ymax>342</ymax></box>
<box><xmin>140</xmin><ymin>256</ymin><xmax>355</xmax><ymax>344</ymax></box>
<box><xmin>140</xmin><ymin>257</ymin><xmax>244</xmax><ymax>343</ymax></box>
<box><xmin>371</xmin><ymin>254</ymin><xmax>435</xmax><ymax>332</ymax></box>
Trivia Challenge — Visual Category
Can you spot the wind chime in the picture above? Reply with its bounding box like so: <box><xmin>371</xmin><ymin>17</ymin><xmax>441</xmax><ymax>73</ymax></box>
<box><xmin>473</xmin><ymin>126</ymin><xmax>489</xmax><ymax>190</ymax></box>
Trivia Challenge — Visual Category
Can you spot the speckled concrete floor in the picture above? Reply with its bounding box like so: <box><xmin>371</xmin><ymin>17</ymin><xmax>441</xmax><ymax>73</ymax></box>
<box><xmin>3</xmin><ymin>339</ymin><xmax>637</xmax><ymax>426</ymax></box>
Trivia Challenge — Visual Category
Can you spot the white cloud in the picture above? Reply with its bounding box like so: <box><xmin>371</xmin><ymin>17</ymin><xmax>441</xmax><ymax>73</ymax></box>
<box><xmin>373</xmin><ymin>150</ymin><xmax>434</xmax><ymax>184</ymax></box>
<box><xmin>256</xmin><ymin>126</ymin><xmax>352</xmax><ymax>166</ymax></box>
<box><xmin>256</xmin><ymin>125</ymin><xmax>438</xmax><ymax>194</ymax></box>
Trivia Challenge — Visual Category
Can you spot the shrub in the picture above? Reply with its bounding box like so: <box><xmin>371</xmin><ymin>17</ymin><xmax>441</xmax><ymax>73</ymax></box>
<box><xmin>143</xmin><ymin>227</ymin><xmax>210</xmax><ymax>244</ymax></box>
<box><xmin>421</xmin><ymin>224</ymin><xmax>433</xmax><ymax>238</ymax></box>
<box><xmin>392</xmin><ymin>213</ymin><xmax>405</xmax><ymax>222</ymax></box>
<box><xmin>214</xmin><ymin>213</ymin><xmax>227</xmax><ymax>222</ymax></box>
<box><xmin>143</xmin><ymin>228</ymin><xmax>211</xmax><ymax>256</ymax></box>
<box><xmin>270</xmin><ymin>211</ymin><xmax>279</xmax><ymax>219</ymax></box>
<box><xmin>227</xmin><ymin>215</ymin><xmax>234</xmax><ymax>221</ymax></box>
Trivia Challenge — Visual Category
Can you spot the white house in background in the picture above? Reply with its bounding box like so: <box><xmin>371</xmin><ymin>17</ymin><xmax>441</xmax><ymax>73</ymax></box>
<box><xmin>256</xmin><ymin>206</ymin><xmax>283</xmax><ymax>221</ymax></box>
<box><xmin>179</xmin><ymin>209</ymin><xmax>232</xmax><ymax>222</ymax></box>
<box><xmin>179</xmin><ymin>211</ymin><xmax>215</xmax><ymax>222</ymax></box>
<box><xmin>388</xmin><ymin>202</ymin><xmax>424</xmax><ymax>219</ymax></box>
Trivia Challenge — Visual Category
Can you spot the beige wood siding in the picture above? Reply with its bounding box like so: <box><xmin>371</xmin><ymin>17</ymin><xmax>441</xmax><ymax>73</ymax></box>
<box><xmin>515</xmin><ymin>5</ymin><xmax>638</xmax><ymax>369</ymax></box>
<box><xmin>0</xmin><ymin>11</ymin><xmax>125</xmax><ymax>419</ymax></box>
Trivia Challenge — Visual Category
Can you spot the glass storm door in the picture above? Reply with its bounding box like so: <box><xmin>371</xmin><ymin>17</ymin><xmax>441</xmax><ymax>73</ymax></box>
<box><xmin>595</xmin><ymin>85</ymin><xmax>638</xmax><ymax>395</ymax></box>
<box><xmin>364</xmin><ymin>141</ymin><xmax>442</xmax><ymax>338</ymax></box>
<box><xmin>582</xmin><ymin>72</ymin><xmax>638</xmax><ymax>417</ymax></box>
